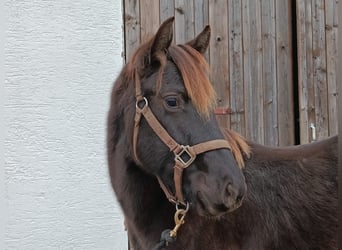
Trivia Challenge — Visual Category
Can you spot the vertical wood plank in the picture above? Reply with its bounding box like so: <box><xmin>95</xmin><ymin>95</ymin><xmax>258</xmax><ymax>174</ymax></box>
<box><xmin>209</xmin><ymin>0</ymin><xmax>230</xmax><ymax>129</ymax></box>
<box><xmin>228</xmin><ymin>0</ymin><xmax>245</xmax><ymax>135</ymax></box>
<box><xmin>312</xmin><ymin>0</ymin><xmax>329</xmax><ymax>140</ymax></box>
<box><xmin>325</xmin><ymin>0</ymin><xmax>338</xmax><ymax>136</ymax></box>
<box><xmin>160</xmin><ymin>0</ymin><xmax>175</xmax><ymax>23</ymax></box>
<box><xmin>160</xmin><ymin>0</ymin><xmax>175</xmax><ymax>44</ymax></box>
<box><xmin>296</xmin><ymin>0</ymin><xmax>309</xmax><ymax>144</ymax></box>
<box><xmin>261</xmin><ymin>0</ymin><xmax>278</xmax><ymax>145</ymax></box>
<box><xmin>140</xmin><ymin>0</ymin><xmax>160</xmax><ymax>42</ymax></box>
<box><xmin>174</xmin><ymin>0</ymin><xmax>194</xmax><ymax>44</ymax></box>
<box><xmin>194</xmin><ymin>0</ymin><xmax>209</xmax><ymax>61</ymax></box>
<box><xmin>194</xmin><ymin>0</ymin><xmax>209</xmax><ymax>35</ymax></box>
<box><xmin>242</xmin><ymin>0</ymin><xmax>264</xmax><ymax>144</ymax></box>
<box><xmin>276</xmin><ymin>0</ymin><xmax>294</xmax><ymax>145</ymax></box>
<box><xmin>304</xmin><ymin>0</ymin><xmax>316</xmax><ymax>143</ymax></box>
<box><xmin>305</xmin><ymin>0</ymin><xmax>316</xmax><ymax>143</ymax></box>
<box><xmin>124</xmin><ymin>0</ymin><xmax>140</xmax><ymax>61</ymax></box>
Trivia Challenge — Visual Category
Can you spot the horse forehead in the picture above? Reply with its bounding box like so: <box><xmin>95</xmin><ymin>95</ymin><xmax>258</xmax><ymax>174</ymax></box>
<box><xmin>162</xmin><ymin>62</ymin><xmax>185</xmax><ymax>88</ymax></box>
<box><xmin>143</xmin><ymin>61</ymin><xmax>186</xmax><ymax>94</ymax></box>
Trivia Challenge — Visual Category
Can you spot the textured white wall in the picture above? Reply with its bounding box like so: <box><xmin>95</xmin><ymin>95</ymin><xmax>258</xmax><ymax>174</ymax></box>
<box><xmin>5</xmin><ymin>0</ymin><xmax>127</xmax><ymax>249</ymax></box>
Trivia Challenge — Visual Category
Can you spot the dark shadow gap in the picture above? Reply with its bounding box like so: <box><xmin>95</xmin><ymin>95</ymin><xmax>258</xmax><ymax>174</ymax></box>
<box><xmin>291</xmin><ymin>0</ymin><xmax>300</xmax><ymax>145</ymax></box>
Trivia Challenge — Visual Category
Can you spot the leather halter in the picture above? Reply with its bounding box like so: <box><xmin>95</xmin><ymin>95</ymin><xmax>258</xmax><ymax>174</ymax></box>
<box><xmin>132</xmin><ymin>74</ymin><xmax>231</xmax><ymax>206</ymax></box>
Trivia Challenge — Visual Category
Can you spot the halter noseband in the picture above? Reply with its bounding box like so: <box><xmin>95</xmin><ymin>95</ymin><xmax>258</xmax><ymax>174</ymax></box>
<box><xmin>132</xmin><ymin>74</ymin><xmax>231</xmax><ymax>206</ymax></box>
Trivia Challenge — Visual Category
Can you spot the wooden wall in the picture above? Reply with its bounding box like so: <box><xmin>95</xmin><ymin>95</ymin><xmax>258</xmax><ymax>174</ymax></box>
<box><xmin>123</xmin><ymin>0</ymin><xmax>338</xmax><ymax>146</ymax></box>
<box><xmin>296</xmin><ymin>0</ymin><xmax>338</xmax><ymax>143</ymax></box>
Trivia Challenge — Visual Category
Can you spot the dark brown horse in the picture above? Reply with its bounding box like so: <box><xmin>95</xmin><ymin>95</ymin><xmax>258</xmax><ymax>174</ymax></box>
<box><xmin>107</xmin><ymin>17</ymin><xmax>337</xmax><ymax>250</ymax></box>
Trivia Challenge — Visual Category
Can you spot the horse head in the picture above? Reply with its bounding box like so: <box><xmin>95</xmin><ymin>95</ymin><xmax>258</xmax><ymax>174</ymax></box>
<box><xmin>110</xmin><ymin>17</ymin><xmax>246</xmax><ymax>217</ymax></box>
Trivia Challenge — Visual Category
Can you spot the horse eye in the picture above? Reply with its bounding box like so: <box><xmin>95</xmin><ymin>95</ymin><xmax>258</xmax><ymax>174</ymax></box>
<box><xmin>165</xmin><ymin>97</ymin><xmax>178</xmax><ymax>108</ymax></box>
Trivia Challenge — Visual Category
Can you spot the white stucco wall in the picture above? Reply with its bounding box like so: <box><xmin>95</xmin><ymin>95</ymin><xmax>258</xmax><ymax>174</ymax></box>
<box><xmin>4</xmin><ymin>1</ymin><xmax>127</xmax><ymax>249</ymax></box>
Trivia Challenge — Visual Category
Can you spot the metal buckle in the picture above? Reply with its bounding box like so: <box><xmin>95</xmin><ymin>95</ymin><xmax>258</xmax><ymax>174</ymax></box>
<box><xmin>174</xmin><ymin>145</ymin><xmax>196</xmax><ymax>168</ymax></box>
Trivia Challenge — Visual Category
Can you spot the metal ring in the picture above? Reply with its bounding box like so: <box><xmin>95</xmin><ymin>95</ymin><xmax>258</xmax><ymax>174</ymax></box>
<box><xmin>176</xmin><ymin>201</ymin><xmax>189</xmax><ymax>212</ymax></box>
<box><xmin>135</xmin><ymin>97</ymin><xmax>148</xmax><ymax>110</ymax></box>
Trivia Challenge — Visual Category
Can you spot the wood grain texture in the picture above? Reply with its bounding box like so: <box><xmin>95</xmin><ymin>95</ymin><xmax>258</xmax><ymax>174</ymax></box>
<box><xmin>140</xmin><ymin>0</ymin><xmax>160</xmax><ymax>42</ymax></box>
<box><xmin>242</xmin><ymin>0</ymin><xmax>264</xmax><ymax>143</ymax></box>
<box><xmin>209</xmin><ymin>0</ymin><xmax>230</xmax><ymax>129</ymax></box>
<box><xmin>276</xmin><ymin>0</ymin><xmax>294</xmax><ymax>145</ymax></box>
<box><xmin>194</xmin><ymin>0</ymin><xmax>209</xmax><ymax>61</ymax></box>
<box><xmin>228</xmin><ymin>0</ymin><xmax>245</xmax><ymax>135</ymax></box>
<box><xmin>123</xmin><ymin>0</ymin><xmax>338</xmax><ymax>146</ymax></box>
<box><xmin>325</xmin><ymin>0</ymin><xmax>338</xmax><ymax>136</ymax></box>
<box><xmin>160</xmin><ymin>0</ymin><xmax>174</xmax><ymax>23</ymax></box>
<box><xmin>261</xmin><ymin>0</ymin><xmax>278</xmax><ymax>145</ymax></box>
<box><xmin>296</xmin><ymin>0</ymin><xmax>309</xmax><ymax>143</ymax></box>
<box><xmin>312</xmin><ymin>0</ymin><xmax>329</xmax><ymax>140</ymax></box>
<box><xmin>298</xmin><ymin>0</ymin><xmax>317</xmax><ymax>143</ymax></box>
<box><xmin>124</xmin><ymin>0</ymin><xmax>140</xmax><ymax>60</ymax></box>
<box><xmin>297</xmin><ymin>0</ymin><xmax>338</xmax><ymax>143</ymax></box>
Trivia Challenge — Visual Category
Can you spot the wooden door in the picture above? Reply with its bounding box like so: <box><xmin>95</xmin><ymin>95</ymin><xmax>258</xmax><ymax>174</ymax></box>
<box><xmin>123</xmin><ymin>0</ymin><xmax>338</xmax><ymax>146</ymax></box>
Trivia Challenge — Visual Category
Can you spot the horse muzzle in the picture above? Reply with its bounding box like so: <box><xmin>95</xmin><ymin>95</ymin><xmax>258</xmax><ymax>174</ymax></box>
<box><xmin>192</xmin><ymin>173</ymin><xmax>247</xmax><ymax>217</ymax></box>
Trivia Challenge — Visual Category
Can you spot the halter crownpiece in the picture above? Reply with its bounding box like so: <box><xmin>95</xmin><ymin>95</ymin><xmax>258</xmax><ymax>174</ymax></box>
<box><xmin>132</xmin><ymin>77</ymin><xmax>232</xmax><ymax>205</ymax></box>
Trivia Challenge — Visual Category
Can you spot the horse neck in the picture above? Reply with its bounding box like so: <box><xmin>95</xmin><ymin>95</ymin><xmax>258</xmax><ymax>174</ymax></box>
<box><xmin>112</xmin><ymin>151</ymin><xmax>175</xmax><ymax>247</ymax></box>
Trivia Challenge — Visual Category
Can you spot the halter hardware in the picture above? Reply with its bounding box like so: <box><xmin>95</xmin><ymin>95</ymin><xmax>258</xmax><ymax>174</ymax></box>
<box><xmin>174</xmin><ymin>145</ymin><xmax>196</xmax><ymax>168</ymax></box>
<box><xmin>169</xmin><ymin>202</ymin><xmax>189</xmax><ymax>238</ymax></box>
<box><xmin>135</xmin><ymin>97</ymin><xmax>148</xmax><ymax>111</ymax></box>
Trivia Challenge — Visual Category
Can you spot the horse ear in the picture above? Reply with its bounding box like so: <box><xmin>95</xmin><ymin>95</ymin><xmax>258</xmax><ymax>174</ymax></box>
<box><xmin>186</xmin><ymin>25</ymin><xmax>211</xmax><ymax>54</ymax></box>
<box><xmin>150</xmin><ymin>17</ymin><xmax>174</xmax><ymax>62</ymax></box>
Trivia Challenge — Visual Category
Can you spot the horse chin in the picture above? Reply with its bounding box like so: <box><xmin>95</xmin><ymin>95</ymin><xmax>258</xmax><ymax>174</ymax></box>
<box><xmin>193</xmin><ymin>192</ymin><xmax>242</xmax><ymax>218</ymax></box>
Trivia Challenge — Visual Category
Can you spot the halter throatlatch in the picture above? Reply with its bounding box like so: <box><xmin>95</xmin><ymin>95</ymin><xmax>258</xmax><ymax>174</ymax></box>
<box><xmin>132</xmin><ymin>74</ymin><xmax>232</xmax><ymax>206</ymax></box>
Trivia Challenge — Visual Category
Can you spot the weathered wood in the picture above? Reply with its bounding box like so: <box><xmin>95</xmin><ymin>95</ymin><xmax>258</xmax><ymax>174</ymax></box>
<box><xmin>312</xmin><ymin>0</ymin><xmax>329</xmax><ymax>140</ymax></box>
<box><xmin>209</xmin><ymin>0</ymin><xmax>230</xmax><ymax>129</ymax></box>
<box><xmin>123</xmin><ymin>0</ymin><xmax>338</xmax><ymax>146</ymax></box>
<box><xmin>305</xmin><ymin>0</ymin><xmax>317</xmax><ymax>143</ymax></box>
<box><xmin>194</xmin><ymin>0</ymin><xmax>209</xmax><ymax>38</ymax></box>
<box><xmin>242</xmin><ymin>0</ymin><xmax>264</xmax><ymax>144</ymax></box>
<box><xmin>297</xmin><ymin>0</ymin><xmax>338</xmax><ymax>143</ymax></box>
<box><xmin>140</xmin><ymin>0</ymin><xmax>159</xmax><ymax>42</ymax></box>
<box><xmin>296</xmin><ymin>0</ymin><xmax>309</xmax><ymax>144</ymax></box>
<box><xmin>159</xmin><ymin>0</ymin><xmax>175</xmax><ymax>44</ymax></box>
<box><xmin>261</xmin><ymin>0</ymin><xmax>278</xmax><ymax>146</ymax></box>
<box><xmin>276</xmin><ymin>0</ymin><xmax>294</xmax><ymax>146</ymax></box>
<box><xmin>174</xmin><ymin>0</ymin><xmax>194</xmax><ymax>44</ymax></box>
<box><xmin>228</xmin><ymin>0</ymin><xmax>245</xmax><ymax>135</ymax></box>
<box><xmin>194</xmin><ymin>0</ymin><xmax>209</xmax><ymax>61</ymax></box>
<box><xmin>325</xmin><ymin>0</ymin><xmax>338</xmax><ymax>136</ymax></box>
<box><xmin>300</xmin><ymin>0</ymin><xmax>317</xmax><ymax>144</ymax></box>
<box><xmin>124</xmin><ymin>0</ymin><xmax>140</xmax><ymax>60</ymax></box>
<box><xmin>160</xmin><ymin>0</ymin><xmax>174</xmax><ymax>23</ymax></box>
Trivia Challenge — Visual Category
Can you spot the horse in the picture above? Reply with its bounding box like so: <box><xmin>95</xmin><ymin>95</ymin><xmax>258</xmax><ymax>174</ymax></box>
<box><xmin>107</xmin><ymin>17</ymin><xmax>338</xmax><ymax>250</ymax></box>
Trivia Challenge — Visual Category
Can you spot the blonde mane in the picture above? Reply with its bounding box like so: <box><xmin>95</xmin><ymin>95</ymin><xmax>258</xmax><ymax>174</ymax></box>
<box><xmin>167</xmin><ymin>44</ymin><xmax>216</xmax><ymax>117</ymax></box>
<box><xmin>221</xmin><ymin>128</ymin><xmax>251</xmax><ymax>168</ymax></box>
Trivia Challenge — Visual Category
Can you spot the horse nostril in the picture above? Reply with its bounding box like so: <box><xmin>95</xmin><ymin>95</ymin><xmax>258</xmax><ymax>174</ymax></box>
<box><xmin>225</xmin><ymin>183</ymin><xmax>232</xmax><ymax>197</ymax></box>
<box><xmin>228</xmin><ymin>183</ymin><xmax>235</xmax><ymax>193</ymax></box>
<box><xmin>236</xmin><ymin>193</ymin><xmax>243</xmax><ymax>203</ymax></box>
<box><xmin>222</xmin><ymin>182</ymin><xmax>245</xmax><ymax>211</ymax></box>
<box><xmin>224</xmin><ymin>183</ymin><xmax>243</xmax><ymax>204</ymax></box>
<box><xmin>224</xmin><ymin>183</ymin><xmax>235</xmax><ymax>200</ymax></box>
